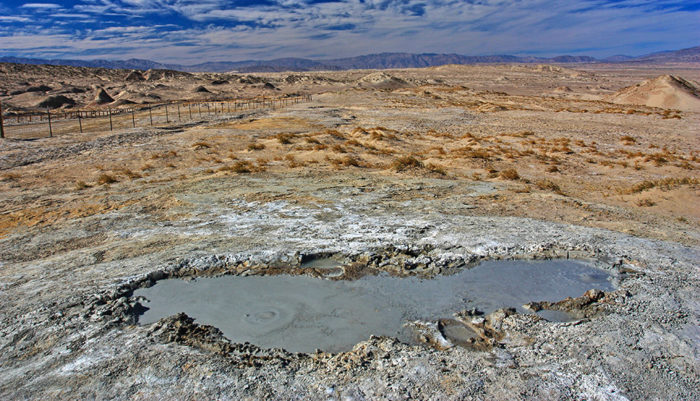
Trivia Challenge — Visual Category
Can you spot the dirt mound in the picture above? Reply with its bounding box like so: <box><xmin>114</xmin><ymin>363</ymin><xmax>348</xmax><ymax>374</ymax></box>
<box><xmin>35</xmin><ymin>95</ymin><xmax>76</xmax><ymax>109</ymax></box>
<box><xmin>125</xmin><ymin>70</ymin><xmax>145</xmax><ymax>81</ymax></box>
<box><xmin>285</xmin><ymin>75</ymin><xmax>310</xmax><ymax>84</ymax></box>
<box><xmin>26</xmin><ymin>85</ymin><xmax>52</xmax><ymax>93</ymax></box>
<box><xmin>357</xmin><ymin>72</ymin><xmax>409</xmax><ymax>89</ymax></box>
<box><xmin>60</xmin><ymin>87</ymin><xmax>87</xmax><ymax>94</ymax></box>
<box><xmin>476</xmin><ymin>103</ymin><xmax>507</xmax><ymax>112</ymax></box>
<box><xmin>238</xmin><ymin>76</ymin><xmax>263</xmax><ymax>84</ymax></box>
<box><xmin>263</xmin><ymin>82</ymin><xmax>277</xmax><ymax>90</ymax></box>
<box><xmin>284</xmin><ymin>75</ymin><xmax>337</xmax><ymax>85</ymax></box>
<box><xmin>533</xmin><ymin>64</ymin><xmax>564</xmax><ymax>74</ymax></box>
<box><xmin>94</xmin><ymin>88</ymin><xmax>114</xmax><ymax>104</ymax></box>
<box><xmin>193</xmin><ymin>86</ymin><xmax>211</xmax><ymax>93</ymax></box>
<box><xmin>606</xmin><ymin>75</ymin><xmax>700</xmax><ymax>111</ymax></box>
<box><xmin>144</xmin><ymin>69</ymin><xmax>192</xmax><ymax>81</ymax></box>
<box><xmin>112</xmin><ymin>90</ymin><xmax>153</xmax><ymax>104</ymax></box>
<box><xmin>554</xmin><ymin>86</ymin><xmax>573</xmax><ymax>93</ymax></box>
<box><xmin>510</xmin><ymin>64</ymin><xmax>590</xmax><ymax>78</ymax></box>
<box><xmin>111</xmin><ymin>99</ymin><xmax>136</xmax><ymax>107</ymax></box>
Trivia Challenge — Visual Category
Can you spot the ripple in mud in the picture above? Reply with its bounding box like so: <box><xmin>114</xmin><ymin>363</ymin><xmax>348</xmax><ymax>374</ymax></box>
<box><xmin>134</xmin><ymin>259</ymin><xmax>614</xmax><ymax>353</ymax></box>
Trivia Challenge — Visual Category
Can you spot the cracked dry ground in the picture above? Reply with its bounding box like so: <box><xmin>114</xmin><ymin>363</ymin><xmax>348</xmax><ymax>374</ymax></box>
<box><xmin>0</xmin><ymin>67</ymin><xmax>698</xmax><ymax>400</ymax></box>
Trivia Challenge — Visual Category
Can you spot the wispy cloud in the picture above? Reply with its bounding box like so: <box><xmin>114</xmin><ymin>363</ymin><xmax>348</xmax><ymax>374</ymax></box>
<box><xmin>20</xmin><ymin>3</ymin><xmax>63</xmax><ymax>10</ymax></box>
<box><xmin>0</xmin><ymin>16</ymin><xmax>31</xmax><ymax>22</ymax></box>
<box><xmin>0</xmin><ymin>0</ymin><xmax>698</xmax><ymax>63</ymax></box>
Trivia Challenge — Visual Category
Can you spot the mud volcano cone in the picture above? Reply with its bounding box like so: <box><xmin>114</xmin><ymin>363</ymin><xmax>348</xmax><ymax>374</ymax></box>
<box><xmin>94</xmin><ymin>88</ymin><xmax>114</xmax><ymax>104</ymax></box>
<box><xmin>125</xmin><ymin>70</ymin><xmax>145</xmax><ymax>81</ymax></box>
<box><xmin>606</xmin><ymin>75</ymin><xmax>700</xmax><ymax>112</ymax></box>
<box><xmin>35</xmin><ymin>95</ymin><xmax>76</xmax><ymax>109</ymax></box>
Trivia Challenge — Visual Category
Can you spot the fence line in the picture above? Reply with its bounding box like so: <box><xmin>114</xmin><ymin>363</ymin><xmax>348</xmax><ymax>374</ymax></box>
<box><xmin>0</xmin><ymin>94</ymin><xmax>312</xmax><ymax>140</ymax></box>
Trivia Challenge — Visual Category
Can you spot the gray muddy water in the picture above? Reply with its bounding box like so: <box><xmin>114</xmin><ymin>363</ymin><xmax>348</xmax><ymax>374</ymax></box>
<box><xmin>134</xmin><ymin>259</ymin><xmax>615</xmax><ymax>353</ymax></box>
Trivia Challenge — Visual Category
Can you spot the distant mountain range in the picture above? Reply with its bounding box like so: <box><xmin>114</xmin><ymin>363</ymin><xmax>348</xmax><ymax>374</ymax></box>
<box><xmin>1</xmin><ymin>46</ymin><xmax>697</xmax><ymax>73</ymax></box>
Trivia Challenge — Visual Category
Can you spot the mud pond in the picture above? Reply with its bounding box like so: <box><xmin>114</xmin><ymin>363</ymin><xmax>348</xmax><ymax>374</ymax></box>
<box><xmin>134</xmin><ymin>259</ymin><xmax>615</xmax><ymax>353</ymax></box>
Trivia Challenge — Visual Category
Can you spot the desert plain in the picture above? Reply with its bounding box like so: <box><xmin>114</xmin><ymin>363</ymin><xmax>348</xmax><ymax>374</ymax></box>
<box><xmin>0</xmin><ymin>61</ymin><xmax>698</xmax><ymax>399</ymax></box>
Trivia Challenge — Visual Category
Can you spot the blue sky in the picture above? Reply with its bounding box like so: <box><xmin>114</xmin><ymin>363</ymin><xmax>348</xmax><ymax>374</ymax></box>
<box><xmin>0</xmin><ymin>1</ymin><xmax>698</xmax><ymax>64</ymax></box>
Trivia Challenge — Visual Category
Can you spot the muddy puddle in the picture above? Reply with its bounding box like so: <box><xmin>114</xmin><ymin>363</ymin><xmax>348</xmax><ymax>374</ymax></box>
<box><xmin>134</xmin><ymin>259</ymin><xmax>614</xmax><ymax>353</ymax></box>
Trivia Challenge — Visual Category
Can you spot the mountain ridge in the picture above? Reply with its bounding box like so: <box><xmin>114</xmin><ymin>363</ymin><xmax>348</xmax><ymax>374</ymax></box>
<box><xmin>1</xmin><ymin>46</ymin><xmax>697</xmax><ymax>73</ymax></box>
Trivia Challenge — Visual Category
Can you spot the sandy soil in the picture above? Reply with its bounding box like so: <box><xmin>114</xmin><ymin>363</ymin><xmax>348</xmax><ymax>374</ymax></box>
<box><xmin>0</xmin><ymin>62</ymin><xmax>698</xmax><ymax>400</ymax></box>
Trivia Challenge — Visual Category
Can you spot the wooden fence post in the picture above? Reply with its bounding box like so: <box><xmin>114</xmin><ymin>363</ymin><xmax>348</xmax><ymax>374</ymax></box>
<box><xmin>0</xmin><ymin>101</ymin><xmax>5</xmax><ymax>139</ymax></box>
<box><xmin>165</xmin><ymin>104</ymin><xmax>169</xmax><ymax>123</ymax></box>
<box><xmin>78</xmin><ymin>111</ymin><xmax>83</xmax><ymax>133</ymax></box>
<box><xmin>177</xmin><ymin>104</ymin><xmax>181</xmax><ymax>121</ymax></box>
<box><xmin>109</xmin><ymin>108</ymin><xmax>113</xmax><ymax>131</ymax></box>
<box><xmin>188</xmin><ymin>103</ymin><xmax>192</xmax><ymax>119</ymax></box>
<box><xmin>198</xmin><ymin>103</ymin><xmax>202</xmax><ymax>118</ymax></box>
<box><xmin>131</xmin><ymin>109</ymin><xmax>135</xmax><ymax>128</ymax></box>
<box><xmin>47</xmin><ymin>107</ymin><xmax>53</xmax><ymax>138</ymax></box>
<box><xmin>149</xmin><ymin>107</ymin><xmax>153</xmax><ymax>126</ymax></box>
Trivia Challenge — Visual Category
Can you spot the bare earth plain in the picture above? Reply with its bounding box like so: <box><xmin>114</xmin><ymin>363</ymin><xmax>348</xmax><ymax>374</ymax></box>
<box><xmin>0</xmin><ymin>62</ymin><xmax>698</xmax><ymax>400</ymax></box>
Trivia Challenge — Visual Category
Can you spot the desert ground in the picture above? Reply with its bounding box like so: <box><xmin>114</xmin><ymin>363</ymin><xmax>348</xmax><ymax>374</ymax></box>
<box><xmin>0</xmin><ymin>62</ymin><xmax>698</xmax><ymax>400</ymax></box>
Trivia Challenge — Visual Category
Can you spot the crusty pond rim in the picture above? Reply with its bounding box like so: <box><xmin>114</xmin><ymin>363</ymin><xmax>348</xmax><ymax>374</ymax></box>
<box><xmin>84</xmin><ymin>244</ymin><xmax>633</xmax><ymax>359</ymax></box>
<box><xmin>114</xmin><ymin>244</ymin><xmax>628</xmax><ymax>297</ymax></box>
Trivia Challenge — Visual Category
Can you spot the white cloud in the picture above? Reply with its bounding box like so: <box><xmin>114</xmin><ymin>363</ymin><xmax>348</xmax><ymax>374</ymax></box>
<box><xmin>1</xmin><ymin>0</ymin><xmax>698</xmax><ymax>62</ymax></box>
<box><xmin>20</xmin><ymin>3</ymin><xmax>62</xmax><ymax>9</ymax></box>
<box><xmin>51</xmin><ymin>13</ymin><xmax>93</xmax><ymax>19</ymax></box>
<box><xmin>0</xmin><ymin>16</ymin><xmax>31</xmax><ymax>22</ymax></box>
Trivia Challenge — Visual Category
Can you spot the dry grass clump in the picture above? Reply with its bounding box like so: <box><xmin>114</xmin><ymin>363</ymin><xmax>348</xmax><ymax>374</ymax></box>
<box><xmin>351</xmin><ymin>127</ymin><xmax>369</xmax><ymax>136</ymax></box>
<box><xmin>620</xmin><ymin>135</ymin><xmax>636</xmax><ymax>145</ymax></box>
<box><xmin>248</xmin><ymin>143</ymin><xmax>265</xmax><ymax>151</ymax></box>
<box><xmin>151</xmin><ymin>150</ymin><xmax>178</xmax><ymax>159</ymax></box>
<box><xmin>466</xmin><ymin>149</ymin><xmax>492</xmax><ymax>160</ymax></box>
<box><xmin>331</xmin><ymin>144</ymin><xmax>347</xmax><ymax>153</ymax></box>
<box><xmin>428</xmin><ymin>146</ymin><xmax>447</xmax><ymax>155</ymax></box>
<box><xmin>427</xmin><ymin>130</ymin><xmax>454</xmax><ymax>139</ymax></box>
<box><xmin>644</xmin><ymin>152</ymin><xmax>670</xmax><ymax>166</ymax></box>
<box><xmin>636</xmin><ymin>199</ymin><xmax>656</xmax><ymax>207</ymax></box>
<box><xmin>276</xmin><ymin>133</ymin><xmax>295</xmax><ymax>144</ymax></box>
<box><xmin>661</xmin><ymin>110</ymin><xmax>682</xmax><ymax>119</ymax></box>
<box><xmin>328</xmin><ymin>155</ymin><xmax>361</xmax><ymax>168</ymax></box>
<box><xmin>499</xmin><ymin>168</ymin><xmax>520</xmax><ymax>180</ymax></box>
<box><xmin>365</xmin><ymin>146</ymin><xmax>393</xmax><ymax>155</ymax></box>
<box><xmin>370</xmin><ymin>131</ymin><xmax>385</xmax><ymax>141</ymax></box>
<box><xmin>74</xmin><ymin>181</ymin><xmax>91</xmax><ymax>190</ymax></box>
<box><xmin>546</xmin><ymin>165</ymin><xmax>559</xmax><ymax>173</ymax></box>
<box><xmin>217</xmin><ymin>160</ymin><xmax>261</xmax><ymax>174</ymax></box>
<box><xmin>120</xmin><ymin>169</ymin><xmax>142</xmax><ymax>179</ymax></box>
<box><xmin>351</xmin><ymin>126</ymin><xmax>398</xmax><ymax>141</ymax></box>
<box><xmin>535</xmin><ymin>179</ymin><xmax>562</xmax><ymax>194</ymax></box>
<box><xmin>97</xmin><ymin>174</ymin><xmax>118</xmax><ymax>185</ymax></box>
<box><xmin>506</xmin><ymin>131</ymin><xmax>535</xmax><ymax>138</ymax></box>
<box><xmin>305</xmin><ymin>137</ymin><xmax>321</xmax><ymax>145</ymax></box>
<box><xmin>622</xmin><ymin>177</ymin><xmax>698</xmax><ymax>194</ymax></box>
<box><xmin>390</xmin><ymin>156</ymin><xmax>423</xmax><ymax>172</ymax></box>
<box><xmin>191</xmin><ymin>141</ymin><xmax>211</xmax><ymax>150</ymax></box>
<box><xmin>323</xmin><ymin>129</ymin><xmax>346</xmax><ymax>139</ymax></box>
<box><xmin>369</xmin><ymin>127</ymin><xmax>398</xmax><ymax>141</ymax></box>
<box><xmin>284</xmin><ymin>154</ymin><xmax>303</xmax><ymax>168</ymax></box>
<box><xmin>1</xmin><ymin>172</ymin><xmax>21</xmax><ymax>182</ymax></box>
<box><xmin>425</xmin><ymin>163</ymin><xmax>447</xmax><ymax>176</ymax></box>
